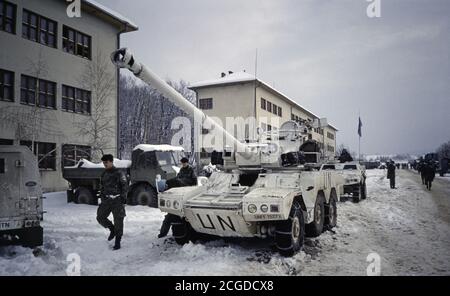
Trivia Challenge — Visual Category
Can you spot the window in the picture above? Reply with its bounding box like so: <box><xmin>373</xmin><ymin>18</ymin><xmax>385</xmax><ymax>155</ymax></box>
<box><xmin>0</xmin><ymin>158</ymin><xmax>4</xmax><ymax>174</ymax></box>
<box><xmin>272</xmin><ymin>103</ymin><xmax>278</xmax><ymax>115</ymax></box>
<box><xmin>62</xmin><ymin>85</ymin><xmax>91</xmax><ymax>114</ymax></box>
<box><xmin>278</xmin><ymin>106</ymin><xmax>282</xmax><ymax>117</ymax></box>
<box><xmin>201</xmin><ymin>128</ymin><xmax>209</xmax><ymax>135</ymax></box>
<box><xmin>261</xmin><ymin>98</ymin><xmax>266</xmax><ymax>110</ymax></box>
<box><xmin>199</xmin><ymin>98</ymin><xmax>213</xmax><ymax>110</ymax></box>
<box><xmin>0</xmin><ymin>138</ymin><xmax>13</xmax><ymax>145</ymax></box>
<box><xmin>20</xmin><ymin>75</ymin><xmax>56</xmax><ymax>109</ymax></box>
<box><xmin>328</xmin><ymin>145</ymin><xmax>335</xmax><ymax>153</ymax></box>
<box><xmin>62</xmin><ymin>144</ymin><xmax>91</xmax><ymax>167</ymax></box>
<box><xmin>0</xmin><ymin>68</ymin><xmax>14</xmax><ymax>102</ymax></box>
<box><xmin>266</xmin><ymin>101</ymin><xmax>272</xmax><ymax>113</ymax></box>
<box><xmin>22</xmin><ymin>9</ymin><xmax>57</xmax><ymax>48</ymax></box>
<box><xmin>291</xmin><ymin>113</ymin><xmax>295</xmax><ymax>120</ymax></box>
<box><xmin>0</xmin><ymin>0</ymin><xmax>16</xmax><ymax>34</ymax></box>
<box><xmin>63</xmin><ymin>25</ymin><xmax>91</xmax><ymax>59</ymax></box>
<box><xmin>267</xmin><ymin>124</ymin><xmax>272</xmax><ymax>131</ymax></box>
<box><xmin>20</xmin><ymin>140</ymin><xmax>56</xmax><ymax>170</ymax></box>
<box><xmin>327</xmin><ymin>132</ymin><xmax>335</xmax><ymax>140</ymax></box>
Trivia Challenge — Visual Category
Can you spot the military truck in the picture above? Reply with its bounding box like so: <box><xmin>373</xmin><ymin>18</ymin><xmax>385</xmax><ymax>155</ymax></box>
<box><xmin>0</xmin><ymin>145</ymin><xmax>44</xmax><ymax>248</ymax></box>
<box><xmin>320</xmin><ymin>162</ymin><xmax>367</xmax><ymax>202</ymax></box>
<box><xmin>63</xmin><ymin>144</ymin><xmax>184</xmax><ymax>207</ymax></box>
<box><xmin>111</xmin><ymin>48</ymin><xmax>344</xmax><ymax>256</ymax></box>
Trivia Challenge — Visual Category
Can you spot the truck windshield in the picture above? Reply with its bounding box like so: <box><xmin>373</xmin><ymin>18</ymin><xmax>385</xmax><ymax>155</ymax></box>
<box><xmin>322</xmin><ymin>165</ymin><xmax>335</xmax><ymax>170</ymax></box>
<box><xmin>343</xmin><ymin>165</ymin><xmax>357</xmax><ymax>170</ymax></box>
<box><xmin>156</xmin><ymin>152</ymin><xmax>175</xmax><ymax>166</ymax></box>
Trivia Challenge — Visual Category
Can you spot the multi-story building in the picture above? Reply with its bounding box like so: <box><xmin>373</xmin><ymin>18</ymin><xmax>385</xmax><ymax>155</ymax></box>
<box><xmin>0</xmin><ymin>0</ymin><xmax>137</xmax><ymax>191</ymax></box>
<box><xmin>189</xmin><ymin>71</ymin><xmax>338</xmax><ymax>164</ymax></box>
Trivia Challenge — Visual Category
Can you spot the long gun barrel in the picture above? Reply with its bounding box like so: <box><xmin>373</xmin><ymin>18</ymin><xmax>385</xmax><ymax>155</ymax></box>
<box><xmin>111</xmin><ymin>48</ymin><xmax>248</xmax><ymax>153</ymax></box>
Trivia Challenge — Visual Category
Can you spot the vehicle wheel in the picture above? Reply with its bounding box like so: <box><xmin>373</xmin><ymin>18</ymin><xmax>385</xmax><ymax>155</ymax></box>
<box><xmin>133</xmin><ymin>184</ymin><xmax>157</xmax><ymax>207</ymax></box>
<box><xmin>306</xmin><ymin>192</ymin><xmax>325</xmax><ymax>237</ymax></box>
<box><xmin>275</xmin><ymin>199</ymin><xmax>305</xmax><ymax>257</ymax></box>
<box><xmin>75</xmin><ymin>187</ymin><xmax>97</xmax><ymax>205</ymax></box>
<box><xmin>361</xmin><ymin>182</ymin><xmax>367</xmax><ymax>200</ymax></box>
<box><xmin>21</xmin><ymin>226</ymin><xmax>43</xmax><ymax>248</ymax></box>
<box><xmin>172</xmin><ymin>218</ymin><xmax>197</xmax><ymax>245</ymax></box>
<box><xmin>325</xmin><ymin>190</ymin><xmax>338</xmax><ymax>229</ymax></box>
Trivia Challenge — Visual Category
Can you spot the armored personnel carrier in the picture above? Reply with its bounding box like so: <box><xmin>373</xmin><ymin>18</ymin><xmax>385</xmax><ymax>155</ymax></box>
<box><xmin>111</xmin><ymin>48</ymin><xmax>342</xmax><ymax>256</ymax></box>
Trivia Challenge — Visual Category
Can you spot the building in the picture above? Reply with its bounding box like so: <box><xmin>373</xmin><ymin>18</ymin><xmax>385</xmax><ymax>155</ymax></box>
<box><xmin>189</xmin><ymin>71</ymin><xmax>338</xmax><ymax>163</ymax></box>
<box><xmin>0</xmin><ymin>0</ymin><xmax>137</xmax><ymax>191</ymax></box>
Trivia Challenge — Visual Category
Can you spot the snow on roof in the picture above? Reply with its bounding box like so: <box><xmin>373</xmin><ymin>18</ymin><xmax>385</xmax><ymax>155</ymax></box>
<box><xmin>65</xmin><ymin>158</ymin><xmax>131</xmax><ymax>169</ymax></box>
<box><xmin>83</xmin><ymin>0</ymin><xmax>138</xmax><ymax>31</ymax></box>
<box><xmin>133</xmin><ymin>144</ymin><xmax>185</xmax><ymax>152</ymax></box>
<box><xmin>189</xmin><ymin>71</ymin><xmax>338</xmax><ymax>131</ymax></box>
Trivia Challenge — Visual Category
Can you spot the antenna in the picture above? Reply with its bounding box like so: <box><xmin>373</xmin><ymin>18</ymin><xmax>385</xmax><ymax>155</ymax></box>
<box><xmin>254</xmin><ymin>48</ymin><xmax>258</xmax><ymax>79</ymax></box>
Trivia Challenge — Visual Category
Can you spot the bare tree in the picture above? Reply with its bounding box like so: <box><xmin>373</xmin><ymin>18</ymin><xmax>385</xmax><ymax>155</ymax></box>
<box><xmin>74</xmin><ymin>50</ymin><xmax>116</xmax><ymax>161</ymax></box>
<box><xmin>436</xmin><ymin>140</ymin><xmax>450</xmax><ymax>159</ymax></box>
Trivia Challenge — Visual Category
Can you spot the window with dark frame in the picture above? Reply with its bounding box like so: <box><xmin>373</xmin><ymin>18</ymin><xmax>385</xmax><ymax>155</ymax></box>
<box><xmin>0</xmin><ymin>138</ymin><xmax>13</xmax><ymax>145</ymax></box>
<box><xmin>63</xmin><ymin>25</ymin><xmax>91</xmax><ymax>59</ymax></box>
<box><xmin>199</xmin><ymin>98</ymin><xmax>213</xmax><ymax>110</ymax></box>
<box><xmin>22</xmin><ymin>9</ymin><xmax>57</xmax><ymax>48</ymax></box>
<box><xmin>272</xmin><ymin>103</ymin><xmax>277</xmax><ymax>115</ymax></box>
<box><xmin>266</xmin><ymin>101</ymin><xmax>272</xmax><ymax>113</ymax></box>
<box><xmin>261</xmin><ymin>98</ymin><xmax>266</xmax><ymax>110</ymax></box>
<box><xmin>0</xmin><ymin>0</ymin><xmax>16</xmax><ymax>34</ymax></box>
<box><xmin>20</xmin><ymin>140</ymin><xmax>56</xmax><ymax>170</ymax></box>
<box><xmin>278</xmin><ymin>106</ymin><xmax>282</xmax><ymax>117</ymax></box>
<box><xmin>62</xmin><ymin>144</ymin><xmax>91</xmax><ymax>167</ymax></box>
<box><xmin>62</xmin><ymin>85</ymin><xmax>91</xmax><ymax>114</ymax></box>
<box><xmin>0</xmin><ymin>158</ymin><xmax>4</xmax><ymax>174</ymax></box>
<box><xmin>0</xmin><ymin>68</ymin><xmax>14</xmax><ymax>102</ymax></box>
<box><xmin>20</xmin><ymin>75</ymin><xmax>56</xmax><ymax>109</ymax></box>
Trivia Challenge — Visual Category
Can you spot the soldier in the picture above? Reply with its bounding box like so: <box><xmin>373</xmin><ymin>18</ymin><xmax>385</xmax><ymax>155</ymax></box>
<box><xmin>387</xmin><ymin>160</ymin><xmax>396</xmax><ymax>189</ymax></box>
<box><xmin>158</xmin><ymin>158</ymin><xmax>197</xmax><ymax>238</ymax></box>
<box><xmin>423</xmin><ymin>161</ymin><xmax>436</xmax><ymax>191</ymax></box>
<box><xmin>96</xmin><ymin>154</ymin><xmax>128</xmax><ymax>250</ymax></box>
<box><xmin>417</xmin><ymin>158</ymin><xmax>426</xmax><ymax>185</ymax></box>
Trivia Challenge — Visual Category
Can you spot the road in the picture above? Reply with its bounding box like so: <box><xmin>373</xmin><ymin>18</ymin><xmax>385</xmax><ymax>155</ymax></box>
<box><xmin>0</xmin><ymin>169</ymin><xmax>449</xmax><ymax>275</ymax></box>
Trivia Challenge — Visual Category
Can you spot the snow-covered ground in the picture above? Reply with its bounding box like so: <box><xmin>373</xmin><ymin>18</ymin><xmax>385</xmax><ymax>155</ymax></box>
<box><xmin>1</xmin><ymin>170</ymin><xmax>449</xmax><ymax>276</ymax></box>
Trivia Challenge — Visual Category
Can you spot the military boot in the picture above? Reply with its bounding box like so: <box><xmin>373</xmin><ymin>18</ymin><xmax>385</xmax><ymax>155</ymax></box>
<box><xmin>108</xmin><ymin>226</ymin><xmax>115</xmax><ymax>241</ymax></box>
<box><xmin>113</xmin><ymin>236</ymin><xmax>121</xmax><ymax>250</ymax></box>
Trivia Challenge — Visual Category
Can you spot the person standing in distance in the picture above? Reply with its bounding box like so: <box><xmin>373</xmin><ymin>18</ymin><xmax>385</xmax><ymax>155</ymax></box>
<box><xmin>97</xmin><ymin>154</ymin><xmax>128</xmax><ymax>250</ymax></box>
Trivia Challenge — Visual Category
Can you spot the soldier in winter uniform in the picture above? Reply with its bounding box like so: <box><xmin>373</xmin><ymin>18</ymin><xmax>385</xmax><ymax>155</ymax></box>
<box><xmin>423</xmin><ymin>161</ymin><xmax>436</xmax><ymax>191</ymax></box>
<box><xmin>96</xmin><ymin>154</ymin><xmax>128</xmax><ymax>250</ymax></box>
<box><xmin>158</xmin><ymin>158</ymin><xmax>197</xmax><ymax>238</ymax></box>
<box><xmin>387</xmin><ymin>160</ymin><xmax>396</xmax><ymax>189</ymax></box>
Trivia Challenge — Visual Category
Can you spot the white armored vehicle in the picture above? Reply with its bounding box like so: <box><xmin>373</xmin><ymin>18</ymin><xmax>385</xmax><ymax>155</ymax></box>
<box><xmin>111</xmin><ymin>48</ymin><xmax>342</xmax><ymax>256</ymax></box>
<box><xmin>0</xmin><ymin>145</ymin><xmax>44</xmax><ymax>247</ymax></box>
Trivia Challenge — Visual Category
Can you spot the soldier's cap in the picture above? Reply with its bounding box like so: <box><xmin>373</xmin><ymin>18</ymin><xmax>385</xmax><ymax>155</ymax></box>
<box><xmin>101</xmin><ymin>154</ymin><xmax>114</xmax><ymax>162</ymax></box>
<box><xmin>180</xmin><ymin>157</ymin><xmax>189</xmax><ymax>163</ymax></box>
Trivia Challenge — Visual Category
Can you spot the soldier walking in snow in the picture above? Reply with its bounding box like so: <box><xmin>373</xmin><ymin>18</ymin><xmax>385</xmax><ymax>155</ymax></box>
<box><xmin>423</xmin><ymin>161</ymin><xmax>436</xmax><ymax>191</ymax></box>
<box><xmin>417</xmin><ymin>159</ymin><xmax>426</xmax><ymax>185</ymax></box>
<box><xmin>387</xmin><ymin>160</ymin><xmax>396</xmax><ymax>189</ymax></box>
<box><xmin>96</xmin><ymin>154</ymin><xmax>128</xmax><ymax>250</ymax></box>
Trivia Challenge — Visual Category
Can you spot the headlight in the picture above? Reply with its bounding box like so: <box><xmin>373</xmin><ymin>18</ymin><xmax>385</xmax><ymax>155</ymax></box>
<box><xmin>248</xmin><ymin>204</ymin><xmax>257</xmax><ymax>213</ymax></box>
<box><xmin>260</xmin><ymin>204</ymin><xmax>268</xmax><ymax>213</ymax></box>
<box><xmin>166</xmin><ymin>200</ymin><xmax>171</xmax><ymax>208</ymax></box>
<box><xmin>173</xmin><ymin>200</ymin><xmax>180</xmax><ymax>209</ymax></box>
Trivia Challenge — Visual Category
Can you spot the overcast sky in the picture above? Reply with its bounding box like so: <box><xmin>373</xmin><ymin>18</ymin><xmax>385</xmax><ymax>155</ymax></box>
<box><xmin>97</xmin><ymin>0</ymin><xmax>450</xmax><ymax>156</ymax></box>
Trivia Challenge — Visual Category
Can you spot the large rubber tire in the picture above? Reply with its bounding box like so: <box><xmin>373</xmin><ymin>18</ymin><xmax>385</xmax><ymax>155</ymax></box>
<box><xmin>325</xmin><ymin>190</ymin><xmax>338</xmax><ymax>229</ymax></box>
<box><xmin>75</xmin><ymin>187</ymin><xmax>97</xmax><ymax>205</ymax></box>
<box><xmin>275</xmin><ymin>200</ymin><xmax>305</xmax><ymax>257</ymax></box>
<box><xmin>361</xmin><ymin>182</ymin><xmax>367</xmax><ymax>200</ymax></box>
<box><xmin>21</xmin><ymin>226</ymin><xmax>43</xmax><ymax>248</ymax></box>
<box><xmin>172</xmin><ymin>218</ymin><xmax>197</xmax><ymax>245</ymax></box>
<box><xmin>133</xmin><ymin>184</ymin><xmax>157</xmax><ymax>207</ymax></box>
<box><xmin>306</xmin><ymin>192</ymin><xmax>325</xmax><ymax>237</ymax></box>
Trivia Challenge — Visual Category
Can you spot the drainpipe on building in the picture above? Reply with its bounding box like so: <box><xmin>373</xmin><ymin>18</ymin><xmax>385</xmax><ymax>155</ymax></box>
<box><xmin>116</xmin><ymin>25</ymin><xmax>127</xmax><ymax>159</ymax></box>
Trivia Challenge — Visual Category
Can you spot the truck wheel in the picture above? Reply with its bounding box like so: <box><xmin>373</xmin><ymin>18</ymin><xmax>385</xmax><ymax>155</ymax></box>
<box><xmin>306</xmin><ymin>192</ymin><xmax>325</xmax><ymax>237</ymax></box>
<box><xmin>133</xmin><ymin>184</ymin><xmax>158</xmax><ymax>207</ymax></box>
<box><xmin>325</xmin><ymin>191</ymin><xmax>338</xmax><ymax>229</ymax></box>
<box><xmin>75</xmin><ymin>187</ymin><xmax>97</xmax><ymax>205</ymax></box>
<box><xmin>21</xmin><ymin>226</ymin><xmax>43</xmax><ymax>248</ymax></box>
<box><xmin>275</xmin><ymin>200</ymin><xmax>305</xmax><ymax>257</ymax></box>
<box><xmin>361</xmin><ymin>182</ymin><xmax>367</xmax><ymax>200</ymax></box>
<box><xmin>172</xmin><ymin>218</ymin><xmax>197</xmax><ymax>245</ymax></box>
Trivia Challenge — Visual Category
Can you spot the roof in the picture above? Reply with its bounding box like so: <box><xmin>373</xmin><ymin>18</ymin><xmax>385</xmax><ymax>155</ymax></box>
<box><xmin>189</xmin><ymin>72</ymin><xmax>338</xmax><ymax>131</ymax></box>
<box><xmin>82</xmin><ymin>0</ymin><xmax>138</xmax><ymax>32</ymax></box>
<box><xmin>133</xmin><ymin>144</ymin><xmax>185</xmax><ymax>152</ymax></box>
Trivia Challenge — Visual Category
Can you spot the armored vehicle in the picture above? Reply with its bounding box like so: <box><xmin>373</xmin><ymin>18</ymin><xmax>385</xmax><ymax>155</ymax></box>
<box><xmin>0</xmin><ymin>145</ymin><xmax>44</xmax><ymax>247</ymax></box>
<box><xmin>111</xmin><ymin>48</ymin><xmax>343</xmax><ymax>256</ymax></box>
<box><xmin>320</xmin><ymin>162</ymin><xmax>367</xmax><ymax>202</ymax></box>
<box><xmin>63</xmin><ymin>145</ymin><xmax>183</xmax><ymax>207</ymax></box>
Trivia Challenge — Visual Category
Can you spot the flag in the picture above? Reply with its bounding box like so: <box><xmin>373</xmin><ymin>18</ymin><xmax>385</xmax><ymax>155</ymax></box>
<box><xmin>358</xmin><ymin>117</ymin><xmax>363</xmax><ymax>137</ymax></box>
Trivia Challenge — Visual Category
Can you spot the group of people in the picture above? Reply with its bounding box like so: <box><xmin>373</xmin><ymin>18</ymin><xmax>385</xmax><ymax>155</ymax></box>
<box><xmin>96</xmin><ymin>154</ymin><xmax>197</xmax><ymax>250</ymax></box>
<box><xmin>417</xmin><ymin>160</ymin><xmax>436</xmax><ymax>191</ymax></box>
